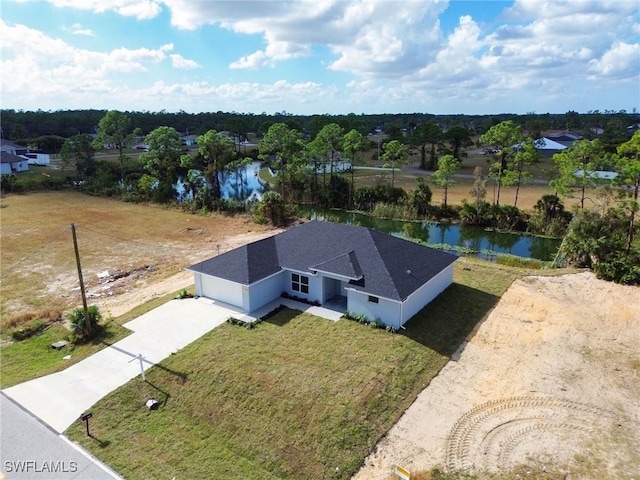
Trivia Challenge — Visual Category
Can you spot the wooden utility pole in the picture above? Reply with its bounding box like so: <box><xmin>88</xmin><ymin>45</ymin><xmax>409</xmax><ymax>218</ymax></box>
<box><xmin>71</xmin><ymin>223</ymin><xmax>92</xmax><ymax>336</ymax></box>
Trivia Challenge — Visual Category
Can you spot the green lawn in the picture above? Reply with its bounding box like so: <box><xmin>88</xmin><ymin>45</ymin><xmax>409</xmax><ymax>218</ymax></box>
<box><xmin>0</xmin><ymin>320</ymin><xmax>130</xmax><ymax>388</ymax></box>
<box><xmin>65</xmin><ymin>259</ymin><xmax>547</xmax><ymax>480</ymax></box>
<box><xmin>0</xmin><ymin>288</ymin><xmax>191</xmax><ymax>388</ymax></box>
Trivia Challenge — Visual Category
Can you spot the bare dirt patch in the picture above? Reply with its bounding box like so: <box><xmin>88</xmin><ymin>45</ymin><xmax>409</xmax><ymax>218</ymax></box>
<box><xmin>0</xmin><ymin>191</ymin><xmax>279</xmax><ymax>324</ymax></box>
<box><xmin>353</xmin><ymin>272</ymin><xmax>640</xmax><ymax>479</ymax></box>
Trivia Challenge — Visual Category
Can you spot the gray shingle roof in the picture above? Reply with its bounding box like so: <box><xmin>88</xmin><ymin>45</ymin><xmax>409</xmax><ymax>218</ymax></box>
<box><xmin>311</xmin><ymin>250</ymin><xmax>363</xmax><ymax>280</ymax></box>
<box><xmin>188</xmin><ymin>220</ymin><xmax>457</xmax><ymax>301</ymax></box>
<box><xmin>1</xmin><ymin>152</ymin><xmax>25</xmax><ymax>164</ymax></box>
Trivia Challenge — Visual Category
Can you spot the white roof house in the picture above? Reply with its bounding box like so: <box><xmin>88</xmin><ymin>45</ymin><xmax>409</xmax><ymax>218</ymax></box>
<box><xmin>535</xmin><ymin>137</ymin><xmax>568</xmax><ymax>151</ymax></box>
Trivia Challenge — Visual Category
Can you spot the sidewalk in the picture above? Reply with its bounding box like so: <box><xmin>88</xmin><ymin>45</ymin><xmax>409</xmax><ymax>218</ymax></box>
<box><xmin>3</xmin><ymin>298</ymin><xmax>239</xmax><ymax>433</ymax></box>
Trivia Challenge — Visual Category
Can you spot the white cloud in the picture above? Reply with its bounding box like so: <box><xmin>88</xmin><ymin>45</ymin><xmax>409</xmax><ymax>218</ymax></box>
<box><xmin>588</xmin><ymin>42</ymin><xmax>640</xmax><ymax>79</ymax></box>
<box><xmin>229</xmin><ymin>51</ymin><xmax>270</xmax><ymax>70</ymax></box>
<box><xmin>0</xmin><ymin>20</ymin><xmax>193</xmax><ymax>100</ymax></box>
<box><xmin>170</xmin><ymin>53</ymin><xmax>200</xmax><ymax>69</ymax></box>
<box><xmin>160</xmin><ymin>0</ymin><xmax>448</xmax><ymax>77</ymax></box>
<box><xmin>48</xmin><ymin>0</ymin><xmax>162</xmax><ymax>19</ymax></box>
<box><xmin>62</xmin><ymin>23</ymin><xmax>94</xmax><ymax>36</ymax></box>
<box><xmin>3</xmin><ymin>0</ymin><xmax>639</xmax><ymax>114</ymax></box>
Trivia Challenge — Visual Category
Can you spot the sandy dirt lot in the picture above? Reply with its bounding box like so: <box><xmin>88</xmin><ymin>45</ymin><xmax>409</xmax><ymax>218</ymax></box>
<box><xmin>94</xmin><ymin>230</ymin><xmax>281</xmax><ymax>318</ymax></box>
<box><xmin>354</xmin><ymin>272</ymin><xmax>640</xmax><ymax>479</ymax></box>
<box><xmin>0</xmin><ymin>191</ymin><xmax>281</xmax><ymax>323</ymax></box>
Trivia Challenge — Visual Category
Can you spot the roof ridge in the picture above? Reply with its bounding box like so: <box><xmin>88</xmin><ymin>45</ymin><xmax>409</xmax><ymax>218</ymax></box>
<box><xmin>310</xmin><ymin>248</ymin><xmax>355</xmax><ymax>268</ymax></box>
<box><xmin>365</xmin><ymin>228</ymin><xmax>403</xmax><ymax>300</ymax></box>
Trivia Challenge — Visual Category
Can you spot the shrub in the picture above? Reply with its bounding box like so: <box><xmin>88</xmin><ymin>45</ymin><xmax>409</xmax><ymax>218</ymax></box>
<box><xmin>427</xmin><ymin>204</ymin><xmax>461</xmax><ymax>221</ymax></box>
<box><xmin>68</xmin><ymin>305</ymin><xmax>102</xmax><ymax>342</ymax></box>
<box><xmin>226</xmin><ymin>316</ymin><xmax>260</xmax><ymax>329</ymax></box>
<box><xmin>2</xmin><ymin>307</ymin><xmax>63</xmax><ymax>330</ymax></box>
<box><xmin>527</xmin><ymin>194</ymin><xmax>572</xmax><ymax>237</ymax></box>
<box><xmin>491</xmin><ymin>204</ymin><xmax>527</xmax><ymax>231</ymax></box>
<box><xmin>372</xmin><ymin>202</ymin><xmax>416</xmax><ymax>220</ymax></box>
<box><xmin>354</xmin><ymin>185</ymin><xmax>407</xmax><ymax>212</ymax></box>
<box><xmin>176</xmin><ymin>288</ymin><xmax>192</xmax><ymax>299</ymax></box>
<box><xmin>459</xmin><ymin>200</ymin><xmax>492</xmax><ymax>226</ymax></box>
<box><xmin>496</xmin><ymin>254</ymin><xmax>546</xmax><ymax>269</ymax></box>
<box><xmin>10</xmin><ymin>320</ymin><xmax>47</xmax><ymax>341</ymax></box>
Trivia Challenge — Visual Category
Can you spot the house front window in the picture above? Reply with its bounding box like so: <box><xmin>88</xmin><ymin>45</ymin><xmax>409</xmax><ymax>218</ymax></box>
<box><xmin>292</xmin><ymin>273</ymin><xmax>309</xmax><ymax>294</ymax></box>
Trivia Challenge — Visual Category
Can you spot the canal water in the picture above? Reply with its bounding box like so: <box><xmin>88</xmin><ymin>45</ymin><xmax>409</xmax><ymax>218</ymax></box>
<box><xmin>299</xmin><ymin>206</ymin><xmax>560</xmax><ymax>261</ymax></box>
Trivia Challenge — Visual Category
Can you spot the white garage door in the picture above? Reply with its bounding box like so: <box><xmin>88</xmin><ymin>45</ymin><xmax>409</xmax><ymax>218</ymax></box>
<box><xmin>200</xmin><ymin>274</ymin><xmax>244</xmax><ymax>309</ymax></box>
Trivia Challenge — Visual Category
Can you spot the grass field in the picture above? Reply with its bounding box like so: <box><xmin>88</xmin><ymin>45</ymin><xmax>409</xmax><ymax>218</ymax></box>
<box><xmin>0</xmin><ymin>190</ymin><xmax>270</xmax><ymax>323</ymax></box>
<box><xmin>65</xmin><ymin>258</ymin><xmax>562</xmax><ymax>480</ymax></box>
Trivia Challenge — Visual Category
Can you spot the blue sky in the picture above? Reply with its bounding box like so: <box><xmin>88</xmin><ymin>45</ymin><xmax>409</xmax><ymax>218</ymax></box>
<box><xmin>1</xmin><ymin>0</ymin><xmax>638</xmax><ymax>115</ymax></box>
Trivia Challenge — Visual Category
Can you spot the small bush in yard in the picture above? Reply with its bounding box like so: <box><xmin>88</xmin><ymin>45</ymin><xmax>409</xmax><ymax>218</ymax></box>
<box><xmin>68</xmin><ymin>305</ymin><xmax>102</xmax><ymax>342</ymax></box>
<box><xmin>176</xmin><ymin>288</ymin><xmax>192</xmax><ymax>299</ymax></box>
<box><xmin>10</xmin><ymin>320</ymin><xmax>48</xmax><ymax>341</ymax></box>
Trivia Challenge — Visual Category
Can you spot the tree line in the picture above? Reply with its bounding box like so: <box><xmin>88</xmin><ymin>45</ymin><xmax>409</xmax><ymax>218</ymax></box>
<box><xmin>2</xmin><ymin>109</ymin><xmax>638</xmax><ymax>285</ymax></box>
<box><xmin>2</xmin><ymin>108</ymin><xmax>637</xmax><ymax>152</ymax></box>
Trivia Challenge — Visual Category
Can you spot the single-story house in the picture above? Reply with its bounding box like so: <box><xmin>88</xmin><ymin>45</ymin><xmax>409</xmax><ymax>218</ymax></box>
<box><xmin>574</xmin><ymin>169</ymin><xmax>619</xmax><ymax>181</ymax></box>
<box><xmin>181</xmin><ymin>134</ymin><xmax>198</xmax><ymax>146</ymax></box>
<box><xmin>1</xmin><ymin>152</ymin><xmax>29</xmax><ymax>175</ymax></box>
<box><xmin>546</xmin><ymin>132</ymin><xmax>583</xmax><ymax>148</ymax></box>
<box><xmin>1</xmin><ymin>140</ymin><xmax>50</xmax><ymax>165</ymax></box>
<box><xmin>23</xmin><ymin>151</ymin><xmax>50</xmax><ymax>166</ymax></box>
<box><xmin>1</xmin><ymin>140</ymin><xmax>29</xmax><ymax>157</ymax></box>
<box><xmin>533</xmin><ymin>137</ymin><xmax>568</xmax><ymax>156</ymax></box>
<box><xmin>188</xmin><ymin>221</ymin><xmax>457</xmax><ymax>329</ymax></box>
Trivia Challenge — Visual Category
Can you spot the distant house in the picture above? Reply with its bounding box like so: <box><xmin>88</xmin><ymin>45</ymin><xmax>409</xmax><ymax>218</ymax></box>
<box><xmin>23</xmin><ymin>152</ymin><xmax>50</xmax><ymax>166</ymax></box>
<box><xmin>188</xmin><ymin>221</ymin><xmax>457</xmax><ymax>329</ymax></box>
<box><xmin>181</xmin><ymin>134</ymin><xmax>198</xmax><ymax>146</ymax></box>
<box><xmin>1</xmin><ymin>140</ymin><xmax>28</xmax><ymax>157</ymax></box>
<box><xmin>545</xmin><ymin>132</ymin><xmax>583</xmax><ymax>148</ymax></box>
<box><xmin>532</xmin><ymin>137</ymin><xmax>569</xmax><ymax>156</ymax></box>
<box><xmin>574</xmin><ymin>169</ymin><xmax>618</xmax><ymax>181</ymax></box>
<box><xmin>1</xmin><ymin>139</ymin><xmax>50</xmax><ymax>165</ymax></box>
<box><xmin>1</xmin><ymin>152</ymin><xmax>29</xmax><ymax>175</ymax></box>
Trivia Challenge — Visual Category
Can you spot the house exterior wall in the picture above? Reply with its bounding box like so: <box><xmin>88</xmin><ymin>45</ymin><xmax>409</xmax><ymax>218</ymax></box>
<box><xmin>283</xmin><ymin>270</ymin><xmax>323</xmax><ymax>304</ymax></box>
<box><xmin>0</xmin><ymin>163</ymin><xmax>11</xmax><ymax>175</ymax></box>
<box><xmin>194</xmin><ymin>272</ymin><xmax>244</xmax><ymax>309</ymax></box>
<box><xmin>246</xmin><ymin>272</ymin><xmax>285</xmax><ymax>311</ymax></box>
<box><xmin>400</xmin><ymin>263</ymin><xmax>454</xmax><ymax>324</ymax></box>
<box><xmin>346</xmin><ymin>291</ymin><xmax>402</xmax><ymax>328</ymax></box>
<box><xmin>15</xmin><ymin>160</ymin><xmax>29</xmax><ymax>172</ymax></box>
<box><xmin>25</xmin><ymin>153</ymin><xmax>50</xmax><ymax>166</ymax></box>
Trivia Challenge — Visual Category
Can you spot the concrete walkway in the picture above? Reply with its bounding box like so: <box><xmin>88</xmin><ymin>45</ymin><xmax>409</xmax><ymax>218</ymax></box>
<box><xmin>251</xmin><ymin>297</ymin><xmax>345</xmax><ymax>322</ymax></box>
<box><xmin>3</xmin><ymin>298</ymin><xmax>240</xmax><ymax>433</ymax></box>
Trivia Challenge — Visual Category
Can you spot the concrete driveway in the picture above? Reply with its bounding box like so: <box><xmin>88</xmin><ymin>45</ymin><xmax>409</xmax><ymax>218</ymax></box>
<box><xmin>3</xmin><ymin>298</ymin><xmax>239</xmax><ymax>434</ymax></box>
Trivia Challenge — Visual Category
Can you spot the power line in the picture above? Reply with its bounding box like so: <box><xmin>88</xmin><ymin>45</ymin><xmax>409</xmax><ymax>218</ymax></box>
<box><xmin>76</xmin><ymin>225</ymin><xmax>177</xmax><ymax>251</ymax></box>
<box><xmin>0</xmin><ymin>225</ymin><xmax>70</xmax><ymax>278</ymax></box>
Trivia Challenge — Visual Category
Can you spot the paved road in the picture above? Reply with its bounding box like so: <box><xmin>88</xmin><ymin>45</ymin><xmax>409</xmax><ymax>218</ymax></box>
<box><xmin>3</xmin><ymin>298</ymin><xmax>238</xmax><ymax>433</ymax></box>
<box><xmin>0</xmin><ymin>392</ymin><xmax>120</xmax><ymax>480</ymax></box>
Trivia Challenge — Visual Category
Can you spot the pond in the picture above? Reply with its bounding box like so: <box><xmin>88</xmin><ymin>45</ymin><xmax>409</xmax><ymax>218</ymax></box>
<box><xmin>298</xmin><ymin>206</ymin><xmax>561</xmax><ymax>261</ymax></box>
<box><xmin>175</xmin><ymin>161</ymin><xmax>264</xmax><ymax>202</ymax></box>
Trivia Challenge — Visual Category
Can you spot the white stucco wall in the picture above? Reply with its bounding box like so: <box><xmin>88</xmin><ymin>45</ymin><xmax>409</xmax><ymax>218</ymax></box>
<box><xmin>246</xmin><ymin>272</ymin><xmax>285</xmax><ymax>312</ymax></box>
<box><xmin>400</xmin><ymin>263</ymin><xmax>455</xmax><ymax>324</ymax></box>
<box><xmin>346</xmin><ymin>290</ymin><xmax>402</xmax><ymax>328</ymax></box>
<box><xmin>0</xmin><ymin>164</ymin><xmax>11</xmax><ymax>175</ymax></box>
<box><xmin>346</xmin><ymin>262</ymin><xmax>455</xmax><ymax>328</ymax></box>
<box><xmin>283</xmin><ymin>271</ymin><xmax>322</xmax><ymax>304</ymax></box>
